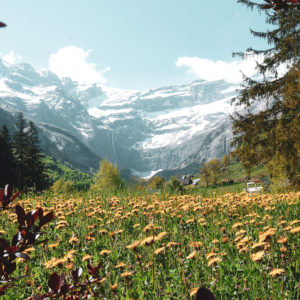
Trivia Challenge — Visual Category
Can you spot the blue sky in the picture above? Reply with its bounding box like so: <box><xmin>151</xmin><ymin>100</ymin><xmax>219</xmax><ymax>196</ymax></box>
<box><xmin>0</xmin><ymin>0</ymin><xmax>269</xmax><ymax>90</ymax></box>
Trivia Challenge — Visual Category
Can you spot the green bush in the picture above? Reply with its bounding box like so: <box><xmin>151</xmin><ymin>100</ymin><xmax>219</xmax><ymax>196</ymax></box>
<box><xmin>51</xmin><ymin>178</ymin><xmax>74</xmax><ymax>193</ymax></box>
<box><xmin>149</xmin><ymin>175</ymin><xmax>166</xmax><ymax>190</ymax></box>
<box><xmin>166</xmin><ymin>176</ymin><xmax>184</xmax><ymax>193</ymax></box>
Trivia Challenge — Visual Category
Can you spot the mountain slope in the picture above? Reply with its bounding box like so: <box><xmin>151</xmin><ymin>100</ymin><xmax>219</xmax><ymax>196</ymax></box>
<box><xmin>87</xmin><ymin>81</ymin><xmax>236</xmax><ymax>175</ymax></box>
<box><xmin>0</xmin><ymin>107</ymin><xmax>101</xmax><ymax>173</ymax></box>
<box><xmin>0</xmin><ymin>58</ymin><xmax>238</xmax><ymax>177</ymax></box>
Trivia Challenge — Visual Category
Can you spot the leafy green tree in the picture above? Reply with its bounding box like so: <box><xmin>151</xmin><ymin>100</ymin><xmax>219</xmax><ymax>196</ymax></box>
<box><xmin>91</xmin><ymin>159</ymin><xmax>124</xmax><ymax>192</ymax></box>
<box><xmin>268</xmin><ymin>152</ymin><xmax>290</xmax><ymax>192</ymax></box>
<box><xmin>200</xmin><ymin>162</ymin><xmax>211</xmax><ymax>187</ymax></box>
<box><xmin>207</xmin><ymin>158</ymin><xmax>222</xmax><ymax>185</ymax></box>
<box><xmin>221</xmin><ymin>154</ymin><xmax>231</xmax><ymax>180</ymax></box>
<box><xmin>0</xmin><ymin>125</ymin><xmax>15</xmax><ymax>187</ymax></box>
<box><xmin>231</xmin><ymin>0</ymin><xmax>300</xmax><ymax>185</ymax></box>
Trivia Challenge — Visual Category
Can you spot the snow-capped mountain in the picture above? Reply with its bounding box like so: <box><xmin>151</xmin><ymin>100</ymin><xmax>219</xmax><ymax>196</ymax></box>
<box><xmin>0</xmin><ymin>58</ymin><xmax>238</xmax><ymax>177</ymax></box>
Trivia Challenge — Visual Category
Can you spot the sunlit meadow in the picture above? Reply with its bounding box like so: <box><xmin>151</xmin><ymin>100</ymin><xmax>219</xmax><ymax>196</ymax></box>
<box><xmin>1</xmin><ymin>190</ymin><xmax>299</xmax><ymax>299</ymax></box>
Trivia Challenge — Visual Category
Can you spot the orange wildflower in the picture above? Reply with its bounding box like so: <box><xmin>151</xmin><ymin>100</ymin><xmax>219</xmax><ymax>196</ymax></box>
<box><xmin>207</xmin><ymin>257</ymin><xmax>221</xmax><ymax>267</ymax></box>
<box><xmin>190</xmin><ymin>288</ymin><xmax>199</xmax><ymax>297</ymax></box>
<box><xmin>82</xmin><ymin>254</ymin><xmax>92</xmax><ymax>262</ymax></box>
<box><xmin>140</xmin><ymin>236</ymin><xmax>154</xmax><ymax>246</ymax></box>
<box><xmin>121</xmin><ymin>271</ymin><xmax>133</xmax><ymax>278</ymax></box>
<box><xmin>100</xmin><ymin>250</ymin><xmax>111</xmax><ymax>256</ymax></box>
<box><xmin>167</xmin><ymin>242</ymin><xmax>180</xmax><ymax>248</ymax></box>
<box><xmin>126</xmin><ymin>240</ymin><xmax>140</xmax><ymax>250</ymax></box>
<box><xmin>190</xmin><ymin>241</ymin><xmax>203</xmax><ymax>249</ymax></box>
<box><xmin>186</xmin><ymin>250</ymin><xmax>197</xmax><ymax>260</ymax></box>
<box><xmin>69</xmin><ymin>236</ymin><xmax>79</xmax><ymax>244</ymax></box>
<box><xmin>48</xmin><ymin>243</ymin><xmax>59</xmax><ymax>249</ymax></box>
<box><xmin>290</xmin><ymin>226</ymin><xmax>300</xmax><ymax>234</ymax></box>
<box><xmin>269</xmin><ymin>268</ymin><xmax>285</xmax><ymax>277</ymax></box>
<box><xmin>277</xmin><ymin>236</ymin><xmax>287</xmax><ymax>244</ymax></box>
<box><xmin>154</xmin><ymin>247</ymin><xmax>166</xmax><ymax>255</ymax></box>
<box><xmin>115</xmin><ymin>262</ymin><xmax>126</xmax><ymax>269</ymax></box>
<box><xmin>250</xmin><ymin>250</ymin><xmax>265</xmax><ymax>262</ymax></box>
<box><xmin>111</xmin><ymin>283</ymin><xmax>118</xmax><ymax>291</ymax></box>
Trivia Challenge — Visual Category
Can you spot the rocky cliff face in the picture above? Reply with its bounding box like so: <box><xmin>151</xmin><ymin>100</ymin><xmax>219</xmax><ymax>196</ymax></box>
<box><xmin>87</xmin><ymin>81</ymin><xmax>236</xmax><ymax>176</ymax></box>
<box><xmin>0</xmin><ymin>58</ymin><xmax>238</xmax><ymax>177</ymax></box>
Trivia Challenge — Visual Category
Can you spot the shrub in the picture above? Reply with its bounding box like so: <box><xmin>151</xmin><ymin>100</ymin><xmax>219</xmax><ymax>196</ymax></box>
<box><xmin>149</xmin><ymin>175</ymin><xmax>166</xmax><ymax>190</ymax></box>
<box><xmin>166</xmin><ymin>176</ymin><xmax>184</xmax><ymax>193</ymax></box>
<box><xmin>51</xmin><ymin>178</ymin><xmax>74</xmax><ymax>193</ymax></box>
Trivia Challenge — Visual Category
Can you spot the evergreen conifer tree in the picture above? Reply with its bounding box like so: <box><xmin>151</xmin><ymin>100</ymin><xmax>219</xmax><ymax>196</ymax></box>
<box><xmin>12</xmin><ymin>113</ymin><xmax>49</xmax><ymax>191</ymax></box>
<box><xmin>231</xmin><ymin>0</ymin><xmax>300</xmax><ymax>184</ymax></box>
<box><xmin>0</xmin><ymin>125</ymin><xmax>15</xmax><ymax>187</ymax></box>
<box><xmin>25</xmin><ymin>121</ymin><xmax>49</xmax><ymax>191</ymax></box>
<box><xmin>13</xmin><ymin>112</ymin><xmax>28</xmax><ymax>190</ymax></box>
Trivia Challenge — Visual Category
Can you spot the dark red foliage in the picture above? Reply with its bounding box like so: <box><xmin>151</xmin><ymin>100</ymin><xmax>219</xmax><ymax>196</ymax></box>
<box><xmin>0</xmin><ymin>218</ymin><xmax>42</xmax><ymax>282</ymax></box>
<box><xmin>26</xmin><ymin>210</ymin><xmax>39</xmax><ymax>227</ymax></box>
<box><xmin>39</xmin><ymin>211</ymin><xmax>55</xmax><ymax>227</ymax></box>
<box><xmin>12</xmin><ymin>232</ymin><xmax>22</xmax><ymax>246</ymax></box>
<box><xmin>195</xmin><ymin>287</ymin><xmax>216</xmax><ymax>300</ymax></box>
<box><xmin>14</xmin><ymin>252</ymin><xmax>30</xmax><ymax>260</ymax></box>
<box><xmin>15</xmin><ymin>205</ymin><xmax>54</xmax><ymax>247</ymax></box>
<box><xmin>0</xmin><ymin>237</ymin><xmax>9</xmax><ymax>249</ymax></box>
<box><xmin>37</xmin><ymin>265</ymin><xmax>100</xmax><ymax>299</ymax></box>
<box><xmin>0</xmin><ymin>285</ymin><xmax>8</xmax><ymax>295</ymax></box>
<box><xmin>87</xmin><ymin>262</ymin><xmax>102</xmax><ymax>278</ymax></box>
<box><xmin>0</xmin><ymin>237</ymin><xmax>18</xmax><ymax>279</ymax></box>
<box><xmin>48</xmin><ymin>273</ymin><xmax>67</xmax><ymax>294</ymax></box>
<box><xmin>4</xmin><ymin>184</ymin><xmax>12</xmax><ymax>200</ymax></box>
<box><xmin>16</xmin><ymin>205</ymin><xmax>26</xmax><ymax>226</ymax></box>
<box><xmin>71</xmin><ymin>268</ymin><xmax>83</xmax><ymax>283</ymax></box>
<box><xmin>0</xmin><ymin>185</ymin><xmax>21</xmax><ymax>209</ymax></box>
<box><xmin>0</xmin><ymin>189</ymin><xmax>55</xmax><ymax>296</ymax></box>
<box><xmin>7</xmin><ymin>246</ymin><xmax>18</xmax><ymax>255</ymax></box>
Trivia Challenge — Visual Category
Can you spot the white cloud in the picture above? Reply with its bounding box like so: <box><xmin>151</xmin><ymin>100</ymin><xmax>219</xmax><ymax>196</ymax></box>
<box><xmin>102</xmin><ymin>66</ymin><xmax>111</xmax><ymax>73</ymax></box>
<box><xmin>49</xmin><ymin>46</ymin><xmax>110</xmax><ymax>84</ymax></box>
<box><xmin>2</xmin><ymin>51</ymin><xmax>22</xmax><ymax>65</ymax></box>
<box><xmin>176</xmin><ymin>55</ymin><xmax>263</xmax><ymax>84</ymax></box>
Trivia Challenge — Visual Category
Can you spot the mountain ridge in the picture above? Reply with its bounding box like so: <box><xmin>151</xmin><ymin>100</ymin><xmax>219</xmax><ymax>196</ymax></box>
<box><xmin>0</xmin><ymin>58</ymin><xmax>238</xmax><ymax>177</ymax></box>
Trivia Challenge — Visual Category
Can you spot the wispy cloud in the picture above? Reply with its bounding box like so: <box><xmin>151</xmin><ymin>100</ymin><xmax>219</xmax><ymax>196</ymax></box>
<box><xmin>176</xmin><ymin>56</ymin><xmax>263</xmax><ymax>83</ymax></box>
<box><xmin>49</xmin><ymin>46</ymin><xmax>110</xmax><ymax>84</ymax></box>
<box><xmin>2</xmin><ymin>51</ymin><xmax>22</xmax><ymax>65</ymax></box>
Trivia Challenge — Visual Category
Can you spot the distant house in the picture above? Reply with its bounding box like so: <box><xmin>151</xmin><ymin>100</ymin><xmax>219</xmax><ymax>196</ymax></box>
<box><xmin>180</xmin><ymin>175</ymin><xmax>193</xmax><ymax>186</ymax></box>
<box><xmin>192</xmin><ymin>178</ymin><xmax>201</xmax><ymax>186</ymax></box>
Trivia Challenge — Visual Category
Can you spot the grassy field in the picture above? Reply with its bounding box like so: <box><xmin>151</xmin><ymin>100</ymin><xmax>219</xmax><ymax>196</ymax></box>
<box><xmin>0</xmin><ymin>189</ymin><xmax>299</xmax><ymax>299</ymax></box>
<box><xmin>187</xmin><ymin>182</ymin><xmax>246</xmax><ymax>197</ymax></box>
<box><xmin>185</xmin><ymin>162</ymin><xmax>275</xmax><ymax>197</ymax></box>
